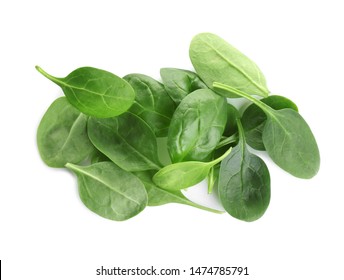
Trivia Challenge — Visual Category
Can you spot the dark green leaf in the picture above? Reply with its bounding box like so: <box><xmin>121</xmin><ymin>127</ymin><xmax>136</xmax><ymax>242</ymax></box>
<box><xmin>124</xmin><ymin>73</ymin><xmax>175</xmax><ymax>137</ymax></box>
<box><xmin>36</xmin><ymin>66</ymin><xmax>135</xmax><ymax>118</ymax></box>
<box><xmin>88</xmin><ymin>112</ymin><xmax>162</xmax><ymax>171</ymax></box>
<box><xmin>37</xmin><ymin>97</ymin><xmax>95</xmax><ymax>167</ymax></box>
<box><xmin>66</xmin><ymin>162</ymin><xmax>147</xmax><ymax>221</ymax></box>
<box><xmin>168</xmin><ymin>89</ymin><xmax>227</xmax><ymax>162</ymax></box>
<box><xmin>242</xmin><ymin>95</ymin><xmax>298</xmax><ymax>150</ymax></box>
<box><xmin>218</xmin><ymin>119</ymin><xmax>271</xmax><ymax>222</ymax></box>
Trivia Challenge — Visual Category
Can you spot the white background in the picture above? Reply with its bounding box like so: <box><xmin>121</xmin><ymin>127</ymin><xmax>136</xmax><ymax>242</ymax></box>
<box><xmin>1</xmin><ymin>0</ymin><xmax>343</xmax><ymax>279</ymax></box>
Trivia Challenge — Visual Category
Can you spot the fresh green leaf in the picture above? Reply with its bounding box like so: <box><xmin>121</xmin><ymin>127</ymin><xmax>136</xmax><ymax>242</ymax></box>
<box><xmin>168</xmin><ymin>89</ymin><xmax>227</xmax><ymax>162</ymax></box>
<box><xmin>189</xmin><ymin>33</ymin><xmax>269</xmax><ymax>98</ymax></box>
<box><xmin>37</xmin><ymin>97</ymin><xmax>95</xmax><ymax>167</ymax></box>
<box><xmin>153</xmin><ymin>147</ymin><xmax>232</xmax><ymax>191</ymax></box>
<box><xmin>134</xmin><ymin>171</ymin><xmax>222</xmax><ymax>213</ymax></box>
<box><xmin>242</xmin><ymin>95</ymin><xmax>298</xmax><ymax>150</ymax></box>
<box><xmin>66</xmin><ymin>162</ymin><xmax>147</xmax><ymax>221</ymax></box>
<box><xmin>88</xmin><ymin>112</ymin><xmax>162</xmax><ymax>172</ymax></box>
<box><xmin>36</xmin><ymin>66</ymin><xmax>135</xmax><ymax>118</ymax></box>
<box><xmin>123</xmin><ymin>73</ymin><xmax>175</xmax><ymax>137</ymax></box>
<box><xmin>160</xmin><ymin>68</ymin><xmax>208</xmax><ymax>104</ymax></box>
<box><xmin>214</xmin><ymin>82</ymin><xmax>320</xmax><ymax>179</ymax></box>
<box><xmin>218</xmin><ymin>118</ymin><xmax>271</xmax><ymax>222</ymax></box>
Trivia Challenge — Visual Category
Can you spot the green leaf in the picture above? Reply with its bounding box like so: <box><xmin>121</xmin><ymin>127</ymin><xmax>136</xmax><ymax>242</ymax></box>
<box><xmin>36</xmin><ymin>66</ymin><xmax>135</xmax><ymax>118</ymax></box>
<box><xmin>160</xmin><ymin>68</ymin><xmax>208</xmax><ymax>104</ymax></box>
<box><xmin>88</xmin><ymin>112</ymin><xmax>162</xmax><ymax>172</ymax></box>
<box><xmin>214</xmin><ymin>82</ymin><xmax>320</xmax><ymax>179</ymax></box>
<box><xmin>223</xmin><ymin>103</ymin><xmax>240</xmax><ymax>137</ymax></box>
<box><xmin>134</xmin><ymin>171</ymin><xmax>223</xmax><ymax>213</ymax></box>
<box><xmin>242</xmin><ymin>95</ymin><xmax>298</xmax><ymax>150</ymax></box>
<box><xmin>189</xmin><ymin>33</ymin><xmax>269</xmax><ymax>98</ymax></box>
<box><xmin>123</xmin><ymin>73</ymin><xmax>175</xmax><ymax>137</ymax></box>
<box><xmin>168</xmin><ymin>89</ymin><xmax>227</xmax><ymax>162</ymax></box>
<box><xmin>218</xmin><ymin>119</ymin><xmax>271</xmax><ymax>222</ymax></box>
<box><xmin>153</xmin><ymin>147</ymin><xmax>232</xmax><ymax>191</ymax></box>
<box><xmin>66</xmin><ymin>162</ymin><xmax>147</xmax><ymax>221</ymax></box>
<box><xmin>37</xmin><ymin>97</ymin><xmax>95</xmax><ymax>167</ymax></box>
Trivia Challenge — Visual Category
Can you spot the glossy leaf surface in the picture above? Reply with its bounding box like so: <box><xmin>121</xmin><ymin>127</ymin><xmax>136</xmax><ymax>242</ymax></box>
<box><xmin>66</xmin><ymin>162</ymin><xmax>147</xmax><ymax>221</ymax></box>
<box><xmin>189</xmin><ymin>33</ymin><xmax>269</xmax><ymax>98</ymax></box>
<box><xmin>153</xmin><ymin>148</ymin><xmax>232</xmax><ymax>191</ymax></box>
<box><xmin>124</xmin><ymin>73</ymin><xmax>175</xmax><ymax>137</ymax></box>
<box><xmin>218</xmin><ymin>120</ymin><xmax>270</xmax><ymax>222</ymax></box>
<box><xmin>36</xmin><ymin>66</ymin><xmax>135</xmax><ymax>118</ymax></box>
<box><xmin>160</xmin><ymin>68</ymin><xmax>207</xmax><ymax>104</ymax></box>
<box><xmin>168</xmin><ymin>89</ymin><xmax>227</xmax><ymax>162</ymax></box>
<box><xmin>37</xmin><ymin>97</ymin><xmax>94</xmax><ymax>167</ymax></box>
<box><xmin>88</xmin><ymin>112</ymin><xmax>162</xmax><ymax>171</ymax></box>
<box><xmin>242</xmin><ymin>95</ymin><xmax>298</xmax><ymax>150</ymax></box>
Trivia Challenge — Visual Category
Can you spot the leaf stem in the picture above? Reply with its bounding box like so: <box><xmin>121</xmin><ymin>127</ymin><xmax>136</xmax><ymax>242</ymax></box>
<box><xmin>216</xmin><ymin>133</ymin><xmax>238</xmax><ymax>149</ymax></box>
<box><xmin>213</xmin><ymin>82</ymin><xmax>274</xmax><ymax>117</ymax></box>
<box><xmin>35</xmin><ymin>66</ymin><xmax>61</xmax><ymax>85</ymax></box>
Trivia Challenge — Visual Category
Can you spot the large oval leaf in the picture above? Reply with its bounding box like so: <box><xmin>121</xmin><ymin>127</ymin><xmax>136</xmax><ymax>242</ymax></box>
<box><xmin>36</xmin><ymin>66</ymin><xmax>135</xmax><ymax>118</ymax></box>
<box><xmin>123</xmin><ymin>73</ymin><xmax>175</xmax><ymax>137</ymax></box>
<box><xmin>189</xmin><ymin>33</ymin><xmax>269</xmax><ymax>98</ymax></box>
<box><xmin>168</xmin><ymin>89</ymin><xmax>227</xmax><ymax>162</ymax></box>
<box><xmin>88</xmin><ymin>112</ymin><xmax>162</xmax><ymax>171</ymax></box>
<box><xmin>37</xmin><ymin>97</ymin><xmax>95</xmax><ymax>167</ymax></box>
<box><xmin>66</xmin><ymin>162</ymin><xmax>147</xmax><ymax>221</ymax></box>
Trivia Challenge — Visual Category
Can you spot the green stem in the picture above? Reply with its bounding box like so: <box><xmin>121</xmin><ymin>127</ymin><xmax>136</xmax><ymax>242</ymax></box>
<box><xmin>211</xmin><ymin>146</ymin><xmax>232</xmax><ymax>166</ymax></box>
<box><xmin>213</xmin><ymin>82</ymin><xmax>274</xmax><ymax>118</ymax></box>
<box><xmin>216</xmin><ymin>133</ymin><xmax>238</xmax><ymax>149</ymax></box>
<box><xmin>186</xmin><ymin>199</ymin><xmax>224</xmax><ymax>214</ymax></box>
<box><xmin>35</xmin><ymin>66</ymin><xmax>62</xmax><ymax>85</ymax></box>
<box><xmin>207</xmin><ymin>166</ymin><xmax>215</xmax><ymax>194</ymax></box>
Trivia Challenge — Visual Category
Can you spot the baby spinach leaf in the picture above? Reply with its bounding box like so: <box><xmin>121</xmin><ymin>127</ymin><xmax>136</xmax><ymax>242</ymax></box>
<box><xmin>123</xmin><ymin>73</ymin><xmax>175</xmax><ymax>137</ymax></box>
<box><xmin>88</xmin><ymin>112</ymin><xmax>163</xmax><ymax>172</ymax></box>
<box><xmin>153</xmin><ymin>147</ymin><xmax>232</xmax><ymax>191</ymax></box>
<box><xmin>242</xmin><ymin>95</ymin><xmax>298</xmax><ymax>150</ymax></box>
<box><xmin>37</xmin><ymin>97</ymin><xmax>95</xmax><ymax>167</ymax></box>
<box><xmin>160</xmin><ymin>68</ymin><xmax>208</xmax><ymax>104</ymax></box>
<box><xmin>89</xmin><ymin>150</ymin><xmax>110</xmax><ymax>164</ymax></box>
<box><xmin>134</xmin><ymin>171</ymin><xmax>223</xmax><ymax>213</ymax></box>
<box><xmin>189</xmin><ymin>33</ymin><xmax>269</xmax><ymax>98</ymax></box>
<box><xmin>168</xmin><ymin>89</ymin><xmax>227</xmax><ymax>163</ymax></box>
<box><xmin>218</xmin><ymin>119</ymin><xmax>271</xmax><ymax>222</ymax></box>
<box><xmin>66</xmin><ymin>162</ymin><xmax>147</xmax><ymax>221</ymax></box>
<box><xmin>36</xmin><ymin>66</ymin><xmax>135</xmax><ymax>118</ymax></box>
<box><xmin>214</xmin><ymin>82</ymin><xmax>320</xmax><ymax>179</ymax></box>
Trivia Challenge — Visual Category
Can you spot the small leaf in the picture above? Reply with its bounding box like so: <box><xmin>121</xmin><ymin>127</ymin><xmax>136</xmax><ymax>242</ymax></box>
<box><xmin>37</xmin><ymin>97</ymin><xmax>95</xmax><ymax>167</ymax></box>
<box><xmin>66</xmin><ymin>162</ymin><xmax>147</xmax><ymax>221</ymax></box>
<box><xmin>36</xmin><ymin>66</ymin><xmax>135</xmax><ymax>118</ymax></box>
<box><xmin>153</xmin><ymin>147</ymin><xmax>232</xmax><ymax>191</ymax></box>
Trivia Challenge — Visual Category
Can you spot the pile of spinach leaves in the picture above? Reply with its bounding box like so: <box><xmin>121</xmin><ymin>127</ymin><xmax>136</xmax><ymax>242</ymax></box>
<box><xmin>36</xmin><ymin>32</ymin><xmax>320</xmax><ymax>222</ymax></box>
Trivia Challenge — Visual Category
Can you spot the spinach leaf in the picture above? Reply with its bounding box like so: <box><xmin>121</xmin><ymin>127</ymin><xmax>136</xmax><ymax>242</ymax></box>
<box><xmin>242</xmin><ymin>95</ymin><xmax>298</xmax><ymax>150</ymax></box>
<box><xmin>134</xmin><ymin>171</ymin><xmax>222</xmax><ymax>213</ymax></box>
<box><xmin>223</xmin><ymin>103</ymin><xmax>240</xmax><ymax>137</ymax></box>
<box><xmin>153</xmin><ymin>147</ymin><xmax>232</xmax><ymax>191</ymax></box>
<box><xmin>66</xmin><ymin>162</ymin><xmax>147</xmax><ymax>221</ymax></box>
<box><xmin>189</xmin><ymin>33</ymin><xmax>269</xmax><ymax>98</ymax></box>
<box><xmin>123</xmin><ymin>73</ymin><xmax>175</xmax><ymax>137</ymax></box>
<box><xmin>214</xmin><ymin>82</ymin><xmax>320</xmax><ymax>179</ymax></box>
<box><xmin>218</xmin><ymin>118</ymin><xmax>271</xmax><ymax>222</ymax></box>
<box><xmin>37</xmin><ymin>97</ymin><xmax>95</xmax><ymax>167</ymax></box>
<box><xmin>36</xmin><ymin>66</ymin><xmax>135</xmax><ymax>118</ymax></box>
<box><xmin>160</xmin><ymin>68</ymin><xmax>208</xmax><ymax>104</ymax></box>
<box><xmin>89</xmin><ymin>150</ymin><xmax>110</xmax><ymax>164</ymax></box>
<box><xmin>88</xmin><ymin>112</ymin><xmax>162</xmax><ymax>171</ymax></box>
<box><xmin>168</xmin><ymin>89</ymin><xmax>227</xmax><ymax>163</ymax></box>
